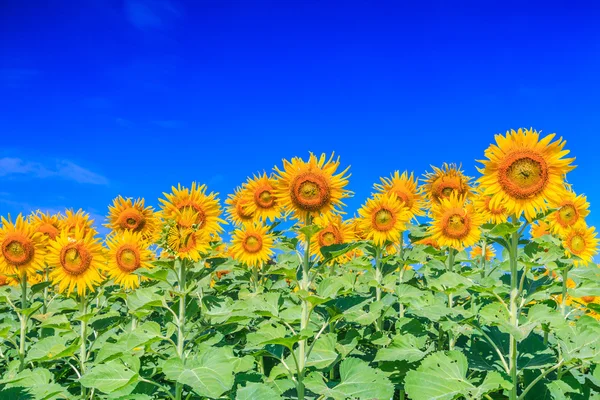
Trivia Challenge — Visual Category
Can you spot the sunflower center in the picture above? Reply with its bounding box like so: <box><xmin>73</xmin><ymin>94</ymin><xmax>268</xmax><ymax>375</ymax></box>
<box><xmin>117</xmin><ymin>208</ymin><xmax>146</xmax><ymax>231</ymax></box>
<box><xmin>395</xmin><ymin>191</ymin><xmax>413</xmax><ymax>208</ymax></box>
<box><xmin>432</xmin><ymin>177</ymin><xmax>463</xmax><ymax>202</ymax></box>
<box><xmin>116</xmin><ymin>245</ymin><xmax>141</xmax><ymax>273</ymax></box>
<box><xmin>557</xmin><ymin>204</ymin><xmax>578</xmax><ymax>227</ymax></box>
<box><xmin>291</xmin><ymin>173</ymin><xmax>331</xmax><ymax>212</ymax></box>
<box><xmin>569</xmin><ymin>235</ymin><xmax>586</xmax><ymax>254</ymax></box>
<box><xmin>581</xmin><ymin>295</ymin><xmax>596</xmax><ymax>303</ymax></box>
<box><xmin>38</xmin><ymin>223</ymin><xmax>60</xmax><ymax>240</ymax></box>
<box><xmin>60</xmin><ymin>244</ymin><xmax>92</xmax><ymax>276</ymax></box>
<box><xmin>442</xmin><ymin>212</ymin><xmax>471</xmax><ymax>239</ymax></box>
<box><xmin>372</xmin><ymin>208</ymin><xmax>396</xmax><ymax>232</ymax></box>
<box><xmin>243</xmin><ymin>234</ymin><xmax>263</xmax><ymax>253</ymax></box>
<box><xmin>256</xmin><ymin>188</ymin><xmax>275</xmax><ymax>208</ymax></box>
<box><xmin>318</xmin><ymin>228</ymin><xmax>342</xmax><ymax>247</ymax></box>
<box><xmin>235</xmin><ymin>201</ymin><xmax>254</xmax><ymax>220</ymax></box>
<box><xmin>499</xmin><ymin>151</ymin><xmax>548</xmax><ymax>199</ymax></box>
<box><xmin>1</xmin><ymin>235</ymin><xmax>35</xmax><ymax>266</ymax></box>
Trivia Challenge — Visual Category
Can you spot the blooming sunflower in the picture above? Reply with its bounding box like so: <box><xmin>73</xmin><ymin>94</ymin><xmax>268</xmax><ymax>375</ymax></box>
<box><xmin>105</xmin><ymin>230</ymin><xmax>153</xmax><ymax>290</ymax></box>
<box><xmin>165</xmin><ymin>208</ymin><xmax>212</xmax><ymax>262</ymax></box>
<box><xmin>562</xmin><ymin>225</ymin><xmax>599</xmax><ymax>266</ymax></box>
<box><xmin>160</xmin><ymin>182</ymin><xmax>225</xmax><ymax>237</ymax></box>
<box><xmin>548</xmin><ymin>191</ymin><xmax>589</xmax><ymax>235</ymax></box>
<box><xmin>61</xmin><ymin>209</ymin><xmax>96</xmax><ymax>236</ymax></box>
<box><xmin>470</xmin><ymin>243</ymin><xmax>496</xmax><ymax>261</ymax></box>
<box><xmin>531</xmin><ymin>220</ymin><xmax>552</xmax><ymax>239</ymax></box>
<box><xmin>474</xmin><ymin>192</ymin><xmax>508</xmax><ymax>224</ymax></box>
<box><xmin>374</xmin><ymin>171</ymin><xmax>425</xmax><ymax>219</ymax></box>
<box><xmin>357</xmin><ymin>193</ymin><xmax>411</xmax><ymax>246</ymax></box>
<box><xmin>304</xmin><ymin>214</ymin><xmax>355</xmax><ymax>262</ymax></box>
<box><xmin>274</xmin><ymin>152</ymin><xmax>350</xmax><ymax>221</ymax></box>
<box><xmin>428</xmin><ymin>193</ymin><xmax>484</xmax><ymax>250</ymax></box>
<box><xmin>0</xmin><ymin>215</ymin><xmax>47</xmax><ymax>276</ymax></box>
<box><xmin>230</xmin><ymin>223</ymin><xmax>274</xmax><ymax>268</ymax></box>
<box><xmin>423</xmin><ymin>163</ymin><xmax>472</xmax><ymax>204</ymax></box>
<box><xmin>242</xmin><ymin>172</ymin><xmax>282</xmax><ymax>222</ymax></box>
<box><xmin>106</xmin><ymin>196</ymin><xmax>160</xmax><ymax>241</ymax></box>
<box><xmin>477</xmin><ymin>128</ymin><xmax>575</xmax><ymax>221</ymax></box>
<box><xmin>46</xmin><ymin>227</ymin><xmax>104</xmax><ymax>296</ymax></box>
<box><xmin>225</xmin><ymin>187</ymin><xmax>255</xmax><ymax>226</ymax></box>
<box><xmin>29</xmin><ymin>211</ymin><xmax>62</xmax><ymax>241</ymax></box>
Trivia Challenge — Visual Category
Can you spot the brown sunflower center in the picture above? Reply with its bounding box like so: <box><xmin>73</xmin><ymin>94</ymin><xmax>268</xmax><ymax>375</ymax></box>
<box><xmin>557</xmin><ymin>204</ymin><xmax>578</xmax><ymax>227</ymax></box>
<box><xmin>318</xmin><ymin>227</ymin><xmax>342</xmax><ymax>247</ymax></box>
<box><xmin>235</xmin><ymin>201</ymin><xmax>254</xmax><ymax>220</ymax></box>
<box><xmin>60</xmin><ymin>244</ymin><xmax>92</xmax><ymax>276</ymax></box>
<box><xmin>243</xmin><ymin>234</ymin><xmax>263</xmax><ymax>253</ymax></box>
<box><xmin>255</xmin><ymin>187</ymin><xmax>275</xmax><ymax>208</ymax></box>
<box><xmin>372</xmin><ymin>208</ymin><xmax>396</xmax><ymax>232</ymax></box>
<box><xmin>581</xmin><ymin>295</ymin><xmax>596</xmax><ymax>303</ymax></box>
<box><xmin>178</xmin><ymin>204</ymin><xmax>206</xmax><ymax>228</ymax></box>
<box><xmin>569</xmin><ymin>235</ymin><xmax>585</xmax><ymax>254</ymax></box>
<box><xmin>442</xmin><ymin>212</ymin><xmax>471</xmax><ymax>239</ymax></box>
<box><xmin>116</xmin><ymin>245</ymin><xmax>141</xmax><ymax>273</ymax></box>
<box><xmin>117</xmin><ymin>208</ymin><xmax>146</xmax><ymax>231</ymax></box>
<box><xmin>291</xmin><ymin>173</ymin><xmax>331</xmax><ymax>212</ymax></box>
<box><xmin>499</xmin><ymin>151</ymin><xmax>548</xmax><ymax>199</ymax></box>
<box><xmin>432</xmin><ymin>177</ymin><xmax>464</xmax><ymax>202</ymax></box>
<box><xmin>1</xmin><ymin>234</ymin><xmax>35</xmax><ymax>266</ymax></box>
<box><xmin>37</xmin><ymin>223</ymin><xmax>60</xmax><ymax>240</ymax></box>
<box><xmin>395</xmin><ymin>191</ymin><xmax>413</xmax><ymax>208</ymax></box>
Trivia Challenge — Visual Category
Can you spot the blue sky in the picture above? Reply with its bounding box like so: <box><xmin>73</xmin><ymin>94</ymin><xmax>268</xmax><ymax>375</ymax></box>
<box><xmin>1</xmin><ymin>0</ymin><xmax>599</xmax><ymax>236</ymax></box>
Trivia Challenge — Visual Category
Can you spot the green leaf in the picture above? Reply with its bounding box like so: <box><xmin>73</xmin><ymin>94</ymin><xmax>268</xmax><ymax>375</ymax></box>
<box><xmin>96</xmin><ymin>324</ymin><xmax>162</xmax><ymax>363</ymax></box>
<box><xmin>374</xmin><ymin>333</ymin><xmax>433</xmax><ymax>363</ymax></box>
<box><xmin>162</xmin><ymin>347</ymin><xmax>235</xmax><ymax>398</ymax></box>
<box><xmin>26</xmin><ymin>334</ymin><xmax>78</xmax><ymax>362</ymax></box>
<box><xmin>306</xmin><ymin>333</ymin><xmax>338</xmax><ymax>369</ymax></box>
<box><xmin>429</xmin><ymin>272</ymin><xmax>473</xmax><ymax>293</ymax></box>
<box><xmin>546</xmin><ymin>380</ymin><xmax>579</xmax><ymax>400</ymax></box>
<box><xmin>304</xmin><ymin>357</ymin><xmax>394</xmax><ymax>400</ymax></box>
<box><xmin>236</xmin><ymin>382</ymin><xmax>282</xmax><ymax>400</ymax></box>
<box><xmin>320</xmin><ymin>242</ymin><xmax>361</xmax><ymax>262</ymax></box>
<box><xmin>127</xmin><ymin>287</ymin><xmax>164</xmax><ymax>311</ymax></box>
<box><xmin>79</xmin><ymin>361</ymin><xmax>139</xmax><ymax>394</ymax></box>
<box><xmin>298</xmin><ymin>224</ymin><xmax>322</xmax><ymax>239</ymax></box>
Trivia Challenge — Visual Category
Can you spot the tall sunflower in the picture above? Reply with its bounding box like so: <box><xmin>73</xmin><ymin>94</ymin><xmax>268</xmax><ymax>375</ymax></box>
<box><xmin>61</xmin><ymin>209</ymin><xmax>96</xmax><ymax>236</ymax></box>
<box><xmin>105</xmin><ymin>231</ymin><xmax>153</xmax><ymax>290</ymax></box>
<box><xmin>423</xmin><ymin>163</ymin><xmax>472</xmax><ymax>204</ymax></box>
<box><xmin>562</xmin><ymin>225</ymin><xmax>598</xmax><ymax>266</ymax></box>
<box><xmin>0</xmin><ymin>215</ymin><xmax>47</xmax><ymax>276</ymax></box>
<box><xmin>548</xmin><ymin>191</ymin><xmax>589</xmax><ymax>235</ymax></box>
<box><xmin>473</xmin><ymin>191</ymin><xmax>508</xmax><ymax>224</ymax></box>
<box><xmin>357</xmin><ymin>193</ymin><xmax>411</xmax><ymax>246</ymax></box>
<box><xmin>106</xmin><ymin>196</ymin><xmax>160</xmax><ymax>241</ymax></box>
<box><xmin>29</xmin><ymin>211</ymin><xmax>62</xmax><ymax>241</ymax></box>
<box><xmin>428</xmin><ymin>193</ymin><xmax>484</xmax><ymax>250</ymax></box>
<box><xmin>230</xmin><ymin>223</ymin><xmax>274</xmax><ymax>268</ymax></box>
<box><xmin>46</xmin><ymin>227</ymin><xmax>104</xmax><ymax>296</ymax></box>
<box><xmin>225</xmin><ymin>187</ymin><xmax>255</xmax><ymax>226</ymax></box>
<box><xmin>477</xmin><ymin>128</ymin><xmax>575</xmax><ymax>221</ymax></box>
<box><xmin>160</xmin><ymin>182</ymin><xmax>225</xmax><ymax>237</ymax></box>
<box><xmin>304</xmin><ymin>214</ymin><xmax>355</xmax><ymax>262</ymax></box>
<box><xmin>165</xmin><ymin>208</ymin><xmax>211</xmax><ymax>262</ymax></box>
<box><xmin>242</xmin><ymin>172</ymin><xmax>282</xmax><ymax>222</ymax></box>
<box><xmin>274</xmin><ymin>152</ymin><xmax>350</xmax><ymax>220</ymax></box>
<box><xmin>374</xmin><ymin>171</ymin><xmax>425</xmax><ymax>219</ymax></box>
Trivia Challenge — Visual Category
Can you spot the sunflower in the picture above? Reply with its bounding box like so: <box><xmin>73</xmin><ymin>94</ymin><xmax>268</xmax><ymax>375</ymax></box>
<box><xmin>225</xmin><ymin>187</ymin><xmax>255</xmax><ymax>226</ymax></box>
<box><xmin>357</xmin><ymin>193</ymin><xmax>411</xmax><ymax>246</ymax></box>
<box><xmin>61</xmin><ymin>209</ymin><xmax>96</xmax><ymax>236</ymax></box>
<box><xmin>242</xmin><ymin>172</ymin><xmax>282</xmax><ymax>222</ymax></box>
<box><xmin>274</xmin><ymin>152</ymin><xmax>350</xmax><ymax>220</ymax></box>
<box><xmin>165</xmin><ymin>208</ymin><xmax>212</xmax><ymax>262</ymax></box>
<box><xmin>477</xmin><ymin>128</ymin><xmax>575</xmax><ymax>221</ymax></box>
<box><xmin>374</xmin><ymin>171</ymin><xmax>425</xmax><ymax>219</ymax></box>
<box><xmin>474</xmin><ymin>192</ymin><xmax>508</xmax><ymax>224</ymax></box>
<box><xmin>423</xmin><ymin>163</ymin><xmax>472</xmax><ymax>204</ymax></box>
<box><xmin>470</xmin><ymin>243</ymin><xmax>496</xmax><ymax>261</ymax></box>
<box><xmin>0</xmin><ymin>215</ymin><xmax>47</xmax><ymax>276</ymax></box>
<box><xmin>29</xmin><ymin>211</ymin><xmax>62</xmax><ymax>241</ymax></box>
<box><xmin>230</xmin><ymin>223</ymin><xmax>275</xmax><ymax>268</ymax></box>
<box><xmin>428</xmin><ymin>193</ymin><xmax>484</xmax><ymax>250</ymax></box>
<box><xmin>548</xmin><ymin>191</ymin><xmax>589</xmax><ymax>235</ymax></box>
<box><xmin>105</xmin><ymin>230</ymin><xmax>153</xmax><ymax>290</ymax></box>
<box><xmin>531</xmin><ymin>220</ymin><xmax>552</xmax><ymax>239</ymax></box>
<box><xmin>303</xmin><ymin>214</ymin><xmax>355</xmax><ymax>262</ymax></box>
<box><xmin>106</xmin><ymin>196</ymin><xmax>160</xmax><ymax>241</ymax></box>
<box><xmin>160</xmin><ymin>182</ymin><xmax>224</xmax><ymax>237</ymax></box>
<box><xmin>46</xmin><ymin>227</ymin><xmax>104</xmax><ymax>296</ymax></box>
<box><xmin>579</xmin><ymin>296</ymin><xmax>600</xmax><ymax>320</ymax></box>
<box><xmin>562</xmin><ymin>225</ymin><xmax>598</xmax><ymax>266</ymax></box>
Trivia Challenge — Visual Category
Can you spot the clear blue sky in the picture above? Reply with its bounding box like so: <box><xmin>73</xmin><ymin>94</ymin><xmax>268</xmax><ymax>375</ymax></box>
<box><xmin>1</xmin><ymin>1</ymin><xmax>599</xmax><ymax>235</ymax></box>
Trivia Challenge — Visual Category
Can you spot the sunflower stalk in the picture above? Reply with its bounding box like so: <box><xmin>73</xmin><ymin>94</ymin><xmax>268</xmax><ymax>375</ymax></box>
<box><xmin>79</xmin><ymin>294</ymin><xmax>88</xmax><ymax>399</ymax></box>
<box><xmin>374</xmin><ymin>245</ymin><xmax>384</xmax><ymax>331</ymax></box>
<box><xmin>296</xmin><ymin>214</ymin><xmax>313</xmax><ymax>400</ymax></box>
<box><xmin>397</xmin><ymin>234</ymin><xmax>405</xmax><ymax>319</ymax></box>
<box><xmin>18</xmin><ymin>271</ymin><xmax>28</xmax><ymax>372</ymax></box>
<box><xmin>447</xmin><ymin>248</ymin><xmax>456</xmax><ymax>350</ymax></box>
<box><xmin>561</xmin><ymin>267</ymin><xmax>570</xmax><ymax>317</ymax></box>
<box><xmin>508</xmin><ymin>220</ymin><xmax>521</xmax><ymax>400</ymax></box>
<box><xmin>480</xmin><ymin>238</ymin><xmax>487</xmax><ymax>278</ymax></box>
<box><xmin>175</xmin><ymin>258</ymin><xmax>188</xmax><ymax>400</ymax></box>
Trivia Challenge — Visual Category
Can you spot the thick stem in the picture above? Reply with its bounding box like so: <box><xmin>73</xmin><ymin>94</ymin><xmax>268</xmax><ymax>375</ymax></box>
<box><xmin>297</xmin><ymin>214</ymin><xmax>312</xmax><ymax>400</ymax></box>
<box><xmin>447</xmin><ymin>248</ymin><xmax>455</xmax><ymax>350</ymax></box>
<box><xmin>176</xmin><ymin>259</ymin><xmax>187</xmax><ymax>400</ymax></box>
<box><xmin>18</xmin><ymin>271</ymin><xmax>27</xmax><ymax>372</ymax></box>
<box><xmin>374</xmin><ymin>246</ymin><xmax>383</xmax><ymax>331</ymax></box>
<box><xmin>80</xmin><ymin>294</ymin><xmax>88</xmax><ymax>399</ymax></box>
<box><xmin>252</xmin><ymin>267</ymin><xmax>260</xmax><ymax>293</ymax></box>
<box><xmin>509</xmin><ymin>225</ymin><xmax>520</xmax><ymax>400</ymax></box>
<box><xmin>480</xmin><ymin>238</ymin><xmax>487</xmax><ymax>278</ymax></box>
<box><xmin>398</xmin><ymin>234</ymin><xmax>405</xmax><ymax>319</ymax></box>
<box><xmin>42</xmin><ymin>267</ymin><xmax>49</xmax><ymax>314</ymax></box>
<box><xmin>560</xmin><ymin>268</ymin><xmax>569</xmax><ymax>317</ymax></box>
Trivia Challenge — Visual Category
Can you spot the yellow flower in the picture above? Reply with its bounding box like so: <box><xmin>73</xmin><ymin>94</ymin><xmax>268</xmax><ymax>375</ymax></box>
<box><xmin>29</xmin><ymin>211</ymin><xmax>62</xmax><ymax>241</ymax></box>
<box><xmin>415</xmin><ymin>236</ymin><xmax>440</xmax><ymax>249</ymax></box>
<box><xmin>357</xmin><ymin>193</ymin><xmax>411</xmax><ymax>246</ymax></box>
<box><xmin>428</xmin><ymin>193</ymin><xmax>484</xmax><ymax>250</ymax></box>
<box><xmin>531</xmin><ymin>219</ymin><xmax>552</xmax><ymax>239</ymax></box>
<box><xmin>160</xmin><ymin>182</ymin><xmax>225</xmax><ymax>238</ymax></box>
<box><xmin>230</xmin><ymin>223</ymin><xmax>274</xmax><ymax>268</ymax></box>
<box><xmin>105</xmin><ymin>230</ymin><xmax>153</xmax><ymax>290</ymax></box>
<box><xmin>46</xmin><ymin>227</ymin><xmax>104</xmax><ymax>296</ymax></box>
<box><xmin>562</xmin><ymin>225</ymin><xmax>598</xmax><ymax>266</ymax></box>
<box><xmin>274</xmin><ymin>152</ymin><xmax>350</xmax><ymax>220</ymax></box>
<box><xmin>474</xmin><ymin>192</ymin><xmax>508</xmax><ymax>224</ymax></box>
<box><xmin>470</xmin><ymin>243</ymin><xmax>496</xmax><ymax>261</ymax></box>
<box><xmin>61</xmin><ymin>209</ymin><xmax>96</xmax><ymax>237</ymax></box>
<box><xmin>0</xmin><ymin>215</ymin><xmax>47</xmax><ymax>276</ymax></box>
<box><xmin>225</xmin><ymin>187</ymin><xmax>255</xmax><ymax>226</ymax></box>
<box><xmin>165</xmin><ymin>208</ymin><xmax>211</xmax><ymax>262</ymax></box>
<box><xmin>423</xmin><ymin>163</ymin><xmax>472</xmax><ymax>204</ymax></box>
<box><xmin>106</xmin><ymin>196</ymin><xmax>160</xmax><ymax>241</ymax></box>
<box><xmin>548</xmin><ymin>190</ymin><xmax>589</xmax><ymax>235</ymax></box>
<box><xmin>374</xmin><ymin>171</ymin><xmax>425</xmax><ymax>219</ymax></box>
<box><xmin>477</xmin><ymin>128</ymin><xmax>575</xmax><ymax>221</ymax></box>
<box><xmin>242</xmin><ymin>172</ymin><xmax>282</xmax><ymax>223</ymax></box>
<box><xmin>303</xmin><ymin>215</ymin><xmax>355</xmax><ymax>262</ymax></box>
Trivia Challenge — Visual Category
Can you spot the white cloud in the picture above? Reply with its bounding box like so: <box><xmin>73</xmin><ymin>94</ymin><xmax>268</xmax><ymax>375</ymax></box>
<box><xmin>0</xmin><ymin>157</ymin><xmax>108</xmax><ymax>185</ymax></box>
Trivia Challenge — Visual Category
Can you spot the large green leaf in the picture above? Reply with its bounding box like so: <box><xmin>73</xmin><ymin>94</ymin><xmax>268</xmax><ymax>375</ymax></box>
<box><xmin>79</xmin><ymin>361</ymin><xmax>139</xmax><ymax>394</ymax></box>
<box><xmin>374</xmin><ymin>333</ymin><xmax>433</xmax><ymax>363</ymax></box>
<box><xmin>236</xmin><ymin>382</ymin><xmax>282</xmax><ymax>400</ymax></box>
<box><xmin>306</xmin><ymin>333</ymin><xmax>338</xmax><ymax>369</ymax></box>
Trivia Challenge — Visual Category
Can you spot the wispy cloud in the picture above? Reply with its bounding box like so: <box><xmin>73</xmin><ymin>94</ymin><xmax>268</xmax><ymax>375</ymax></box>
<box><xmin>0</xmin><ymin>157</ymin><xmax>108</xmax><ymax>185</ymax></box>
<box><xmin>125</xmin><ymin>0</ymin><xmax>181</xmax><ymax>30</ymax></box>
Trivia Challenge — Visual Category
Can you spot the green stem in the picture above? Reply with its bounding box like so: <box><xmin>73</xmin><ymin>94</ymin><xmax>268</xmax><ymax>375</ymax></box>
<box><xmin>252</xmin><ymin>267</ymin><xmax>260</xmax><ymax>293</ymax></box>
<box><xmin>518</xmin><ymin>359</ymin><xmax>564</xmax><ymax>400</ymax></box>
<box><xmin>176</xmin><ymin>259</ymin><xmax>187</xmax><ymax>400</ymax></box>
<box><xmin>42</xmin><ymin>267</ymin><xmax>49</xmax><ymax>314</ymax></box>
<box><xmin>480</xmin><ymin>238</ymin><xmax>487</xmax><ymax>278</ymax></box>
<box><xmin>561</xmin><ymin>268</ymin><xmax>569</xmax><ymax>317</ymax></box>
<box><xmin>509</xmin><ymin>223</ymin><xmax>520</xmax><ymax>400</ymax></box>
<box><xmin>18</xmin><ymin>271</ymin><xmax>27</xmax><ymax>372</ymax></box>
<box><xmin>447</xmin><ymin>248</ymin><xmax>455</xmax><ymax>350</ymax></box>
<box><xmin>297</xmin><ymin>214</ymin><xmax>312</xmax><ymax>400</ymax></box>
<box><xmin>79</xmin><ymin>294</ymin><xmax>88</xmax><ymax>399</ymax></box>
<box><xmin>374</xmin><ymin>245</ymin><xmax>383</xmax><ymax>331</ymax></box>
<box><xmin>398</xmin><ymin>234</ymin><xmax>405</xmax><ymax>319</ymax></box>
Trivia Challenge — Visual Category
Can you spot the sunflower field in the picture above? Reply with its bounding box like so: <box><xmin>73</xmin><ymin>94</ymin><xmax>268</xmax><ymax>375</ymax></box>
<box><xmin>1</xmin><ymin>128</ymin><xmax>599</xmax><ymax>400</ymax></box>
